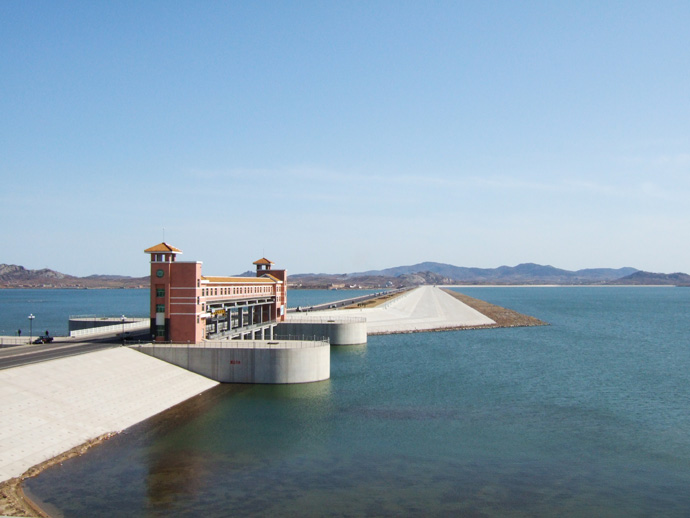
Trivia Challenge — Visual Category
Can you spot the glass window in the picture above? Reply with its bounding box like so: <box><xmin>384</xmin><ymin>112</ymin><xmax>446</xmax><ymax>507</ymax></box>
<box><xmin>156</xmin><ymin>288</ymin><xmax>165</xmax><ymax>297</ymax></box>
<box><xmin>156</xmin><ymin>304</ymin><xmax>165</xmax><ymax>313</ymax></box>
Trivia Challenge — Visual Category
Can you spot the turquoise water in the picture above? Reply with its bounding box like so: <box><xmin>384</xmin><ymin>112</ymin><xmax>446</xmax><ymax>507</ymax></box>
<box><xmin>23</xmin><ymin>287</ymin><xmax>690</xmax><ymax>516</ymax></box>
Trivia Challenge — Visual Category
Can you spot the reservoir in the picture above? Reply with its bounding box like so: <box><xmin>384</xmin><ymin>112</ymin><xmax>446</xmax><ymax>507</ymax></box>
<box><xmin>15</xmin><ymin>287</ymin><xmax>690</xmax><ymax>516</ymax></box>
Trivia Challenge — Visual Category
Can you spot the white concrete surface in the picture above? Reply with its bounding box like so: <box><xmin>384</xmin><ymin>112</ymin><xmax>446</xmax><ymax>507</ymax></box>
<box><xmin>135</xmin><ymin>340</ymin><xmax>330</xmax><ymax>384</ymax></box>
<box><xmin>0</xmin><ymin>347</ymin><xmax>218</xmax><ymax>483</ymax></box>
<box><xmin>279</xmin><ymin>318</ymin><xmax>368</xmax><ymax>345</ymax></box>
<box><xmin>305</xmin><ymin>286</ymin><xmax>495</xmax><ymax>334</ymax></box>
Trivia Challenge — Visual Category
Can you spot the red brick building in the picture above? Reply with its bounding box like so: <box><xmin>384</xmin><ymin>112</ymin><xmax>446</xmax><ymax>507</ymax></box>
<box><xmin>144</xmin><ymin>243</ymin><xmax>287</xmax><ymax>343</ymax></box>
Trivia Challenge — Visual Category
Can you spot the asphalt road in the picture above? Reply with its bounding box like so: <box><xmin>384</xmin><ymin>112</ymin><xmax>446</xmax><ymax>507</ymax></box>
<box><xmin>0</xmin><ymin>331</ymin><xmax>150</xmax><ymax>370</ymax></box>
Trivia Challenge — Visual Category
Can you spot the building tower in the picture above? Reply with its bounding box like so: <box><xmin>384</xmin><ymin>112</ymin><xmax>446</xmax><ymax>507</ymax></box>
<box><xmin>144</xmin><ymin>242</ymin><xmax>190</xmax><ymax>341</ymax></box>
<box><xmin>253</xmin><ymin>258</ymin><xmax>288</xmax><ymax>322</ymax></box>
<box><xmin>145</xmin><ymin>244</ymin><xmax>287</xmax><ymax>343</ymax></box>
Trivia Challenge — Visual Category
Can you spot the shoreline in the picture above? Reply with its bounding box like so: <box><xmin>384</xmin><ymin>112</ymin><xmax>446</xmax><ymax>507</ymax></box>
<box><xmin>367</xmin><ymin>289</ymin><xmax>548</xmax><ymax>335</ymax></box>
<box><xmin>1</xmin><ymin>288</ymin><xmax>545</xmax><ymax>517</ymax></box>
<box><xmin>442</xmin><ymin>289</ymin><xmax>548</xmax><ymax>328</ymax></box>
<box><xmin>0</xmin><ymin>348</ymin><xmax>219</xmax><ymax>517</ymax></box>
<box><xmin>0</xmin><ymin>433</ymin><xmax>116</xmax><ymax>517</ymax></box>
<box><xmin>441</xmin><ymin>284</ymin><xmax>676</xmax><ymax>288</ymax></box>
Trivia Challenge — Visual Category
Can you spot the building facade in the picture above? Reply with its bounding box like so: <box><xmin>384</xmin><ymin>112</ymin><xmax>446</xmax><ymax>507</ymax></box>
<box><xmin>144</xmin><ymin>243</ymin><xmax>287</xmax><ymax>343</ymax></box>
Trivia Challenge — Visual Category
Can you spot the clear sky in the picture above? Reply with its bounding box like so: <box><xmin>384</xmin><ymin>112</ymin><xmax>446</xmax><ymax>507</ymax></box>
<box><xmin>2</xmin><ymin>1</ymin><xmax>689</xmax><ymax>277</ymax></box>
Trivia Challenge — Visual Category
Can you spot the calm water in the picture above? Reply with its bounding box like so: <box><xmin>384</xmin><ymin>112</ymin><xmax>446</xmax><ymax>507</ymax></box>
<box><xmin>0</xmin><ymin>289</ymin><xmax>372</xmax><ymax>337</ymax></box>
<box><xmin>22</xmin><ymin>287</ymin><xmax>690</xmax><ymax>517</ymax></box>
<box><xmin>0</xmin><ymin>289</ymin><xmax>149</xmax><ymax>337</ymax></box>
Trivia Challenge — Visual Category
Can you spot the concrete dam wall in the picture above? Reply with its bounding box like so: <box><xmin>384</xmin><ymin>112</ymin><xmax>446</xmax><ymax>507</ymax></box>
<box><xmin>134</xmin><ymin>340</ymin><xmax>330</xmax><ymax>384</ymax></box>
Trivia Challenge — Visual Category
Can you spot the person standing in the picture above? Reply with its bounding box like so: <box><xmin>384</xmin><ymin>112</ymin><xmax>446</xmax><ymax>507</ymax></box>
<box><xmin>17</xmin><ymin>329</ymin><xmax>21</xmax><ymax>337</ymax></box>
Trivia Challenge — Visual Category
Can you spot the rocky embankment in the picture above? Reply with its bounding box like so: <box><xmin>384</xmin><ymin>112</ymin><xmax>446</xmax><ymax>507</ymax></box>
<box><xmin>443</xmin><ymin>289</ymin><xmax>548</xmax><ymax>328</ymax></box>
<box><xmin>0</xmin><ymin>433</ymin><xmax>115</xmax><ymax>517</ymax></box>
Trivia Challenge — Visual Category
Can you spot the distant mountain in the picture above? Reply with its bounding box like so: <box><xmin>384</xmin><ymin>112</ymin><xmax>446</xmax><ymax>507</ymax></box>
<box><xmin>349</xmin><ymin>262</ymin><xmax>639</xmax><ymax>285</ymax></box>
<box><xmin>607</xmin><ymin>271</ymin><xmax>690</xmax><ymax>286</ymax></box>
<box><xmin>3</xmin><ymin>261</ymin><xmax>687</xmax><ymax>289</ymax></box>
<box><xmin>0</xmin><ymin>264</ymin><xmax>71</xmax><ymax>281</ymax></box>
<box><xmin>0</xmin><ymin>264</ymin><xmax>148</xmax><ymax>289</ymax></box>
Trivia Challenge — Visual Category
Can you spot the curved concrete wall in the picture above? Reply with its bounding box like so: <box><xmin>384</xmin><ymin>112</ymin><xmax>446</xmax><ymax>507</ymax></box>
<box><xmin>277</xmin><ymin>321</ymin><xmax>367</xmax><ymax>346</ymax></box>
<box><xmin>135</xmin><ymin>341</ymin><xmax>330</xmax><ymax>384</ymax></box>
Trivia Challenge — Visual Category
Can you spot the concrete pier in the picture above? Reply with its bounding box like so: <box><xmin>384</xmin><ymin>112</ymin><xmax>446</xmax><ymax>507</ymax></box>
<box><xmin>278</xmin><ymin>317</ymin><xmax>368</xmax><ymax>346</ymax></box>
<box><xmin>134</xmin><ymin>339</ymin><xmax>330</xmax><ymax>384</ymax></box>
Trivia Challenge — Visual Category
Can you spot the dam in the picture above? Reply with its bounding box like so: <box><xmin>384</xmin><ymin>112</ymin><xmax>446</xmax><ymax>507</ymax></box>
<box><xmin>0</xmin><ymin>284</ymin><xmax>517</xmax><ymax>490</ymax></box>
<box><xmin>0</xmin><ymin>237</ymin><xmax>550</xmax><ymax>512</ymax></box>
<box><xmin>0</xmin><ymin>347</ymin><xmax>218</xmax><ymax>484</ymax></box>
<box><xmin>285</xmin><ymin>285</ymin><xmax>496</xmax><ymax>336</ymax></box>
<box><xmin>133</xmin><ymin>338</ymin><xmax>330</xmax><ymax>384</ymax></box>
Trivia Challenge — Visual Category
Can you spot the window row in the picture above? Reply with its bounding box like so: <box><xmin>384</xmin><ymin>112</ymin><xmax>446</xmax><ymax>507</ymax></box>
<box><xmin>201</xmin><ymin>286</ymin><xmax>273</xmax><ymax>297</ymax></box>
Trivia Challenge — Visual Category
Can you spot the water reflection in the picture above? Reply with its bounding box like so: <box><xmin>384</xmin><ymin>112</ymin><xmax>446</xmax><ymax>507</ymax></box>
<box><xmin>143</xmin><ymin>380</ymin><xmax>334</xmax><ymax>513</ymax></box>
<box><xmin>24</xmin><ymin>289</ymin><xmax>690</xmax><ymax>517</ymax></box>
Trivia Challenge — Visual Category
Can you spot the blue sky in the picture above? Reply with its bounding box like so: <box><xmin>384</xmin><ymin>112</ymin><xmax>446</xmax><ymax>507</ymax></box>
<box><xmin>2</xmin><ymin>1</ymin><xmax>689</xmax><ymax>277</ymax></box>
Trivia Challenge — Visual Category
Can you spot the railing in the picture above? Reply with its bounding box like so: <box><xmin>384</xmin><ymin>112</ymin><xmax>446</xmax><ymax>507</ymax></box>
<box><xmin>380</xmin><ymin>288</ymin><xmax>414</xmax><ymax>309</ymax></box>
<box><xmin>0</xmin><ymin>337</ymin><xmax>34</xmax><ymax>347</ymax></box>
<box><xmin>69</xmin><ymin>319</ymin><xmax>150</xmax><ymax>338</ymax></box>
<box><xmin>130</xmin><ymin>337</ymin><xmax>329</xmax><ymax>350</ymax></box>
<box><xmin>272</xmin><ymin>334</ymin><xmax>331</xmax><ymax>343</ymax></box>
<box><xmin>283</xmin><ymin>316</ymin><xmax>366</xmax><ymax>324</ymax></box>
<box><xmin>287</xmin><ymin>287</ymin><xmax>410</xmax><ymax>313</ymax></box>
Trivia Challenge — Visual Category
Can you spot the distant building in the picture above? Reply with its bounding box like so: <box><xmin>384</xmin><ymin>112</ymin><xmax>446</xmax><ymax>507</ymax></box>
<box><xmin>144</xmin><ymin>243</ymin><xmax>287</xmax><ymax>343</ymax></box>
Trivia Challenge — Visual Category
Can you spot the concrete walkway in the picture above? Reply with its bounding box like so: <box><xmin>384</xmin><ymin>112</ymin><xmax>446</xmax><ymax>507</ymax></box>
<box><xmin>0</xmin><ymin>347</ymin><xmax>218</xmax><ymax>483</ymax></box>
<box><xmin>292</xmin><ymin>286</ymin><xmax>495</xmax><ymax>334</ymax></box>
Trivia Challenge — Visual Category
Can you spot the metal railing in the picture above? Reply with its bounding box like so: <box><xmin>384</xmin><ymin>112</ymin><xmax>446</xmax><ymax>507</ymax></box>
<box><xmin>69</xmin><ymin>319</ymin><xmax>150</xmax><ymax>338</ymax></box>
<box><xmin>283</xmin><ymin>316</ymin><xmax>366</xmax><ymax>324</ymax></box>
<box><xmin>380</xmin><ymin>288</ymin><xmax>414</xmax><ymax>309</ymax></box>
<box><xmin>0</xmin><ymin>337</ymin><xmax>34</xmax><ymax>347</ymax></box>
<box><xmin>287</xmin><ymin>288</ymin><xmax>407</xmax><ymax>313</ymax></box>
<box><xmin>130</xmin><ymin>336</ymin><xmax>329</xmax><ymax>350</ymax></box>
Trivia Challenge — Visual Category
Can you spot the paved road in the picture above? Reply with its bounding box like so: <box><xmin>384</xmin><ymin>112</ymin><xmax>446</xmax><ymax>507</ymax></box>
<box><xmin>0</xmin><ymin>330</ymin><xmax>150</xmax><ymax>370</ymax></box>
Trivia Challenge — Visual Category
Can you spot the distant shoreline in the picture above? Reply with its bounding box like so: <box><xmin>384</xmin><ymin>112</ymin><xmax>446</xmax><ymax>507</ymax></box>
<box><xmin>0</xmin><ymin>286</ymin><xmax>148</xmax><ymax>290</ymax></box>
<box><xmin>441</xmin><ymin>284</ymin><xmax>680</xmax><ymax>288</ymax></box>
<box><xmin>1</xmin><ymin>284</ymin><xmax>684</xmax><ymax>290</ymax></box>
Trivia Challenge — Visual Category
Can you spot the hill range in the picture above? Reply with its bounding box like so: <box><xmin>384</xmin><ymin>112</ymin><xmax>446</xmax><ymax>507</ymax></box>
<box><xmin>0</xmin><ymin>264</ymin><xmax>149</xmax><ymax>289</ymax></box>
<box><xmin>2</xmin><ymin>262</ymin><xmax>689</xmax><ymax>289</ymax></box>
<box><xmin>291</xmin><ymin>262</ymin><xmax>690</xmax><ymax>288</ymax></box>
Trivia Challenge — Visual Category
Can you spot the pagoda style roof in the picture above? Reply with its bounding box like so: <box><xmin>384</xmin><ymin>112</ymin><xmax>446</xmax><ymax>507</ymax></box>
<box><xmin>253</xmin><ymin>258</ymin><xmax>274</xmax><ymax>266</ymax></box>
<box><xmin>144</xmin><ymin>242</ymin><xmax>182</xmax><ymax>254</ymax></box>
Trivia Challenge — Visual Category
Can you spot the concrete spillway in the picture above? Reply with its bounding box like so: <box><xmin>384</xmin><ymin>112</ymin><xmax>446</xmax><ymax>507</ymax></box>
<box><xmin>0</xmin><ymin>347</ymin><xmax>218</xmax><ymax>483</ymax></box>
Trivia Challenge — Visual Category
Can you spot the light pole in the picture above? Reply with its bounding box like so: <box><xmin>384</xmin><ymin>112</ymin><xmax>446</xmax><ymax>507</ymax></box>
<box><xmin>28</xmin><ymin>314</ymin><xmax>35</xmax><ymax>343</ymax></box>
